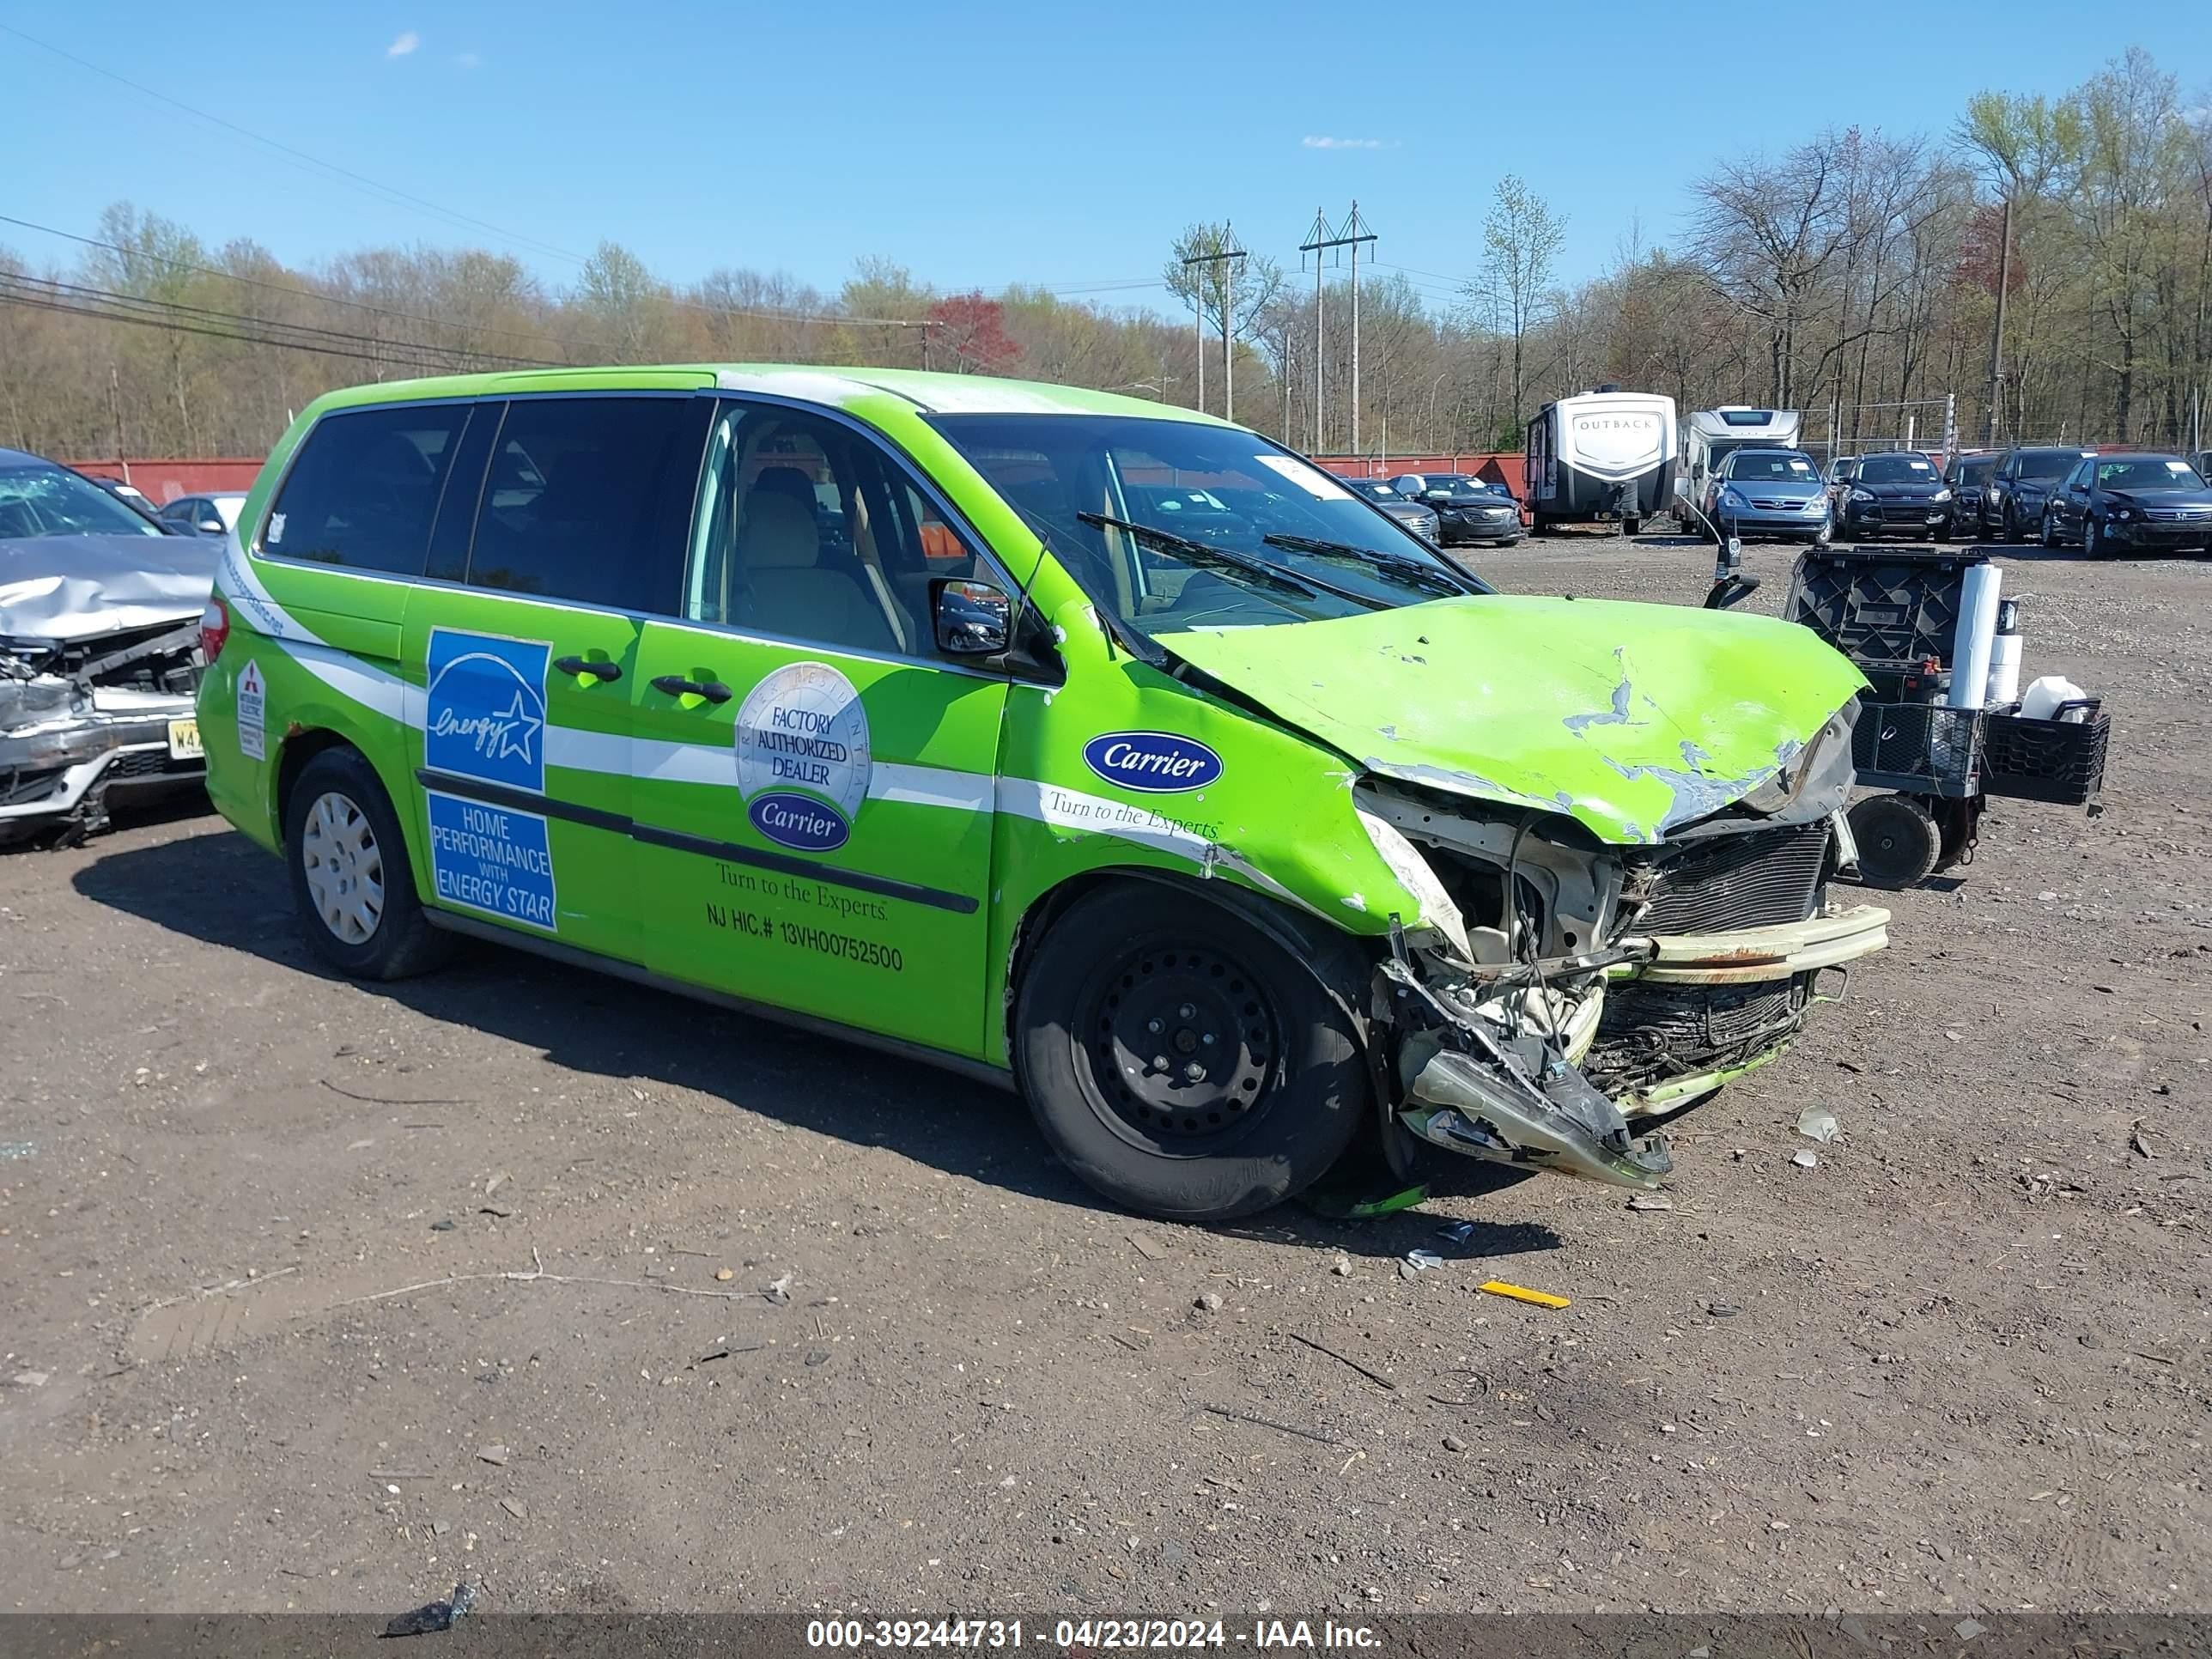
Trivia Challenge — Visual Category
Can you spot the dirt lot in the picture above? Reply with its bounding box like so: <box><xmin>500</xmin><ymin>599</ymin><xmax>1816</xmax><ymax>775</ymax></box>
<box><xmin>2</xmin><ymin>534</ymin><xmax>2207</xmax><ymax>1623</ymax></box>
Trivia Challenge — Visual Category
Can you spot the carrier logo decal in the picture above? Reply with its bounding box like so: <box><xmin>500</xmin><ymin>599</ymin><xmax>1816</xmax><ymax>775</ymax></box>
<box><xmin>735</xmin><ymin>662</ymin><xmax>871</xmax><ymax>851</ymax></box>
<box><xmin>425</xmin><ymin>629</ymin><xmax>550</xmax><ymax>793</ymax></box>
<box><xmin>426</xmin><ymin>791</ymin><xmax>557</xmax><ymax>932</ymax></box>
<box><xmin>1082</xmin><ymin>732</ymin><xmax>1224</xmax><ymax>794</ymax></box>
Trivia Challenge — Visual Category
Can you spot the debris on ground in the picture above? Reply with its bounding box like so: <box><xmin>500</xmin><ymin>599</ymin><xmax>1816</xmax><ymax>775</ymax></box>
<box><xmin>1626</xmin><ymin>1194</ymin><xmax>1674</xmax><ymax>1212</ymax></box>
<box><xmin>1707</xmin><ymin>1303</ymin><xmax>1741</xmax><ymax>1318</ymax></box>
<box><xmin>1330</xmin><ymin>1255</ymin><xmax>1353</xmax><ymax>1277</ymax></box>
<box><xmin>764</xmin><ymin>1273</ymin><xmax>793</xmax><ymax>1304</ymax></box>
<box><xmin>0</xmin><ymin>1141</ymin><xmax>34</xmax><ymax>1161</ymax></box>
<box><xmin>1796</xmin><ymin>1106</ymin><xmax>1842</xmax><ymax>1145</ymax></box>
<box><xmin>1791</xmin><ymin>1151</ymin><xmax>1820</xmax><ymax>1170</ymax></box>
<box><xmin>1285</xmin><ymin>1330</ymin><xmax>1395</xmax><ymax>1392</ymax></box>
<box><xmin>9</xmin><ymin>1370</ymin><xmax>51</xmax><ymax>1388</ymax></box>
<box><xmin>1478</xmin><ymin>1280</ymin><xmax>1571</xmax><ymax>1310</ymax></box>
<box><xmin>1443</xmin><ymin>1433</ymin><xmax>1468</xmax><ymax>1453</ymax></box>
<box><xmin>1404</xmin><ymin>1249</ymin><xmax>1443</xmax><ymax>1272</ymax></box>
<box><xmin>1435</xmin><ymin>1221</ymin><xmax>1475</xmax><ymax>1243</ymax></box>
<box><xmin>1194</xmin><ymin>1291</ymin><xmax>1224</xmax><ymax>1313</ymax></box>
<box><xmin>475</xmin><ymin>1445</ymin><xmax>508</xmax><ymax>1467</ymax></box>
<box><xmin>497</xmin><ymin>1498</ymin><xmax>526</xmax><ymax>1521</ymax></box>
<box><xmin>715</xmin><ymin>1268</ymin><xmax>735</xmax><ymax>1281</ymax></box>
<box><xmin>429</xmin><ymin>1218</ymin><xmax>456</xmax><ymax>1232</ymax></box>
<box><xmin>2130</xmin><ymin>1123</ymin><xmax>2154</xmax><ymax>1158</ymax></box>
<box><xmin>382</xmin><ymin>1580</ymin><xmax>477</xmax><ymax>1638</ymax></box>
<box><xmin>1127</xmin><ymin>1231</ymin><xmax>1169</xmax><ymax>1261</ymax></box>
<box><xmin>1954</xmin><ymin>1618</ymin><xmax>1989</xmax><ymax>1641</ymax></box>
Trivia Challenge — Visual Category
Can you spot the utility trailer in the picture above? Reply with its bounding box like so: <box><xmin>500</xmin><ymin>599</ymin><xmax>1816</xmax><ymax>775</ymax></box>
<box><xmin>1524</xmin><ymin>386</ymin><xmax>1675</xmax><ymax>536</ymax></box>
<box><xmin>1784</xmin><ymin>547</ymin><xmax>2112</xmax><ymax>888</ymax></box>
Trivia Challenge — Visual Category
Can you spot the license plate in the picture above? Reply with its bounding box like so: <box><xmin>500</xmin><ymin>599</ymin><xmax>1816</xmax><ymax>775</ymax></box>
<box><xmin>167</xmin><ymin>717</ymin><xmax>204</xmax><ymax>761</ymax></box>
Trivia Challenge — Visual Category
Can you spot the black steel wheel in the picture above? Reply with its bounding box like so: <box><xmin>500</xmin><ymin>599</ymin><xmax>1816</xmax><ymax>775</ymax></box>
<box><xmin>1847</xmin><ymin>793</ymin><xmax>1942</xmax><ymax>890</ymax></box>
<box><xmin>1014</xmin><ymin>884</ymin><xmax>1368</xmax><ymax>1220</ymax></box>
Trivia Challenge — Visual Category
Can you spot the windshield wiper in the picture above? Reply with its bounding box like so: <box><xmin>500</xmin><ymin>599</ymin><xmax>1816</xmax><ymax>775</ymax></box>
<box><xmin>996</xmin><ymin>501</ymin><xmax>1167</xmax><ymax>665</ymax></box>
<box><xmin>1074</xmin><ymin>512</ymin><xmax>1382</xmax><ymax>609</ymax></box>
<box><xmin>1260</xmin><ymin>532</ymin><xmax>1474</xmax><ymax>598</ymax></box>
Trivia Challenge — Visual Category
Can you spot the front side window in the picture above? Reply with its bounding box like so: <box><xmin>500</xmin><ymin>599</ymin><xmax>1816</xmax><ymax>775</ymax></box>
<box><xmin>0</xmin><ymin>463</ymin><xmax>167</xmax><ymax>539</ymax></box>
<box><xmin>930</xmin><ymin>414</ymin><xmax>1480</xmax><ymax>641</ymax></box>
<box><xmin>465</xmin><ymin>396</ymin><xmax>702</xmax><ymax>611</ymax></box>
<box><xmin>686</xmin><ymin>401</ymin><xmax>976</xmax><ymax>656</ymax></box>
<box><xmin>265</xmin><ymin>404</ymin><xmax>469</xmax><ymax>574</ymax></box>
<box><xmin>2015</xmin><ymin>450</ymin><xmax>2082</xmax><ymax>482</ymax></box>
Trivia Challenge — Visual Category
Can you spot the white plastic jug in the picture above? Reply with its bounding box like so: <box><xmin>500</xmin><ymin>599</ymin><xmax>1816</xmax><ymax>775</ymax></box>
<box><xmin>2019</xmin><ymin>675</ymin><xmax>2088</xmax><ymax>721</ymax></box>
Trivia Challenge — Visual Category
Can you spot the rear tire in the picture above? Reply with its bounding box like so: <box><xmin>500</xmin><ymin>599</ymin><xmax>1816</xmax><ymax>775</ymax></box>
<box><xmin>1014</xmin><ymin>884</ymin><xmax>1369</xmax><ymax>1222</ymax></box>
<box><xmin>1847</xmin><ymin>793</ymin><xmax>1942</xmax><ymax>890</ymax></box>
<box><xmin>284</xmin><ymin>747</ymin><xmax>453</xmax><ymax>981</ymax></box>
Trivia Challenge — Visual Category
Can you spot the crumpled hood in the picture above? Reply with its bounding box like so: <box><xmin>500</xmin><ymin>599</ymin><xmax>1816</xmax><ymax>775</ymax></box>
<box><xmin>1164</xmin><ymin>594</ymin><xmax>1866</xmax><ymax>844</ymax></box>
<box><xmin>0</xmin><ymin>532</ymin><xmax>219</xmax><ymax>643</ymax></box>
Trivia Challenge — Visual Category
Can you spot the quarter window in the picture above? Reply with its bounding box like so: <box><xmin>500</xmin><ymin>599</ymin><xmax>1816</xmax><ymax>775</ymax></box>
<box><xmin>264</xmin><ymin>404</ymin><xmax>469</xmax><ymax>575</ymax></box>
<box><xmin>464</xmin><ymin>396</ymin><xmax>702</xmax><ymax>612</ymax></box>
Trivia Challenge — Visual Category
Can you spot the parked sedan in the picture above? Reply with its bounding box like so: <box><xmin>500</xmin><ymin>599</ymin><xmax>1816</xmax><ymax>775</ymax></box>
<box><xmin>156</xmin><ymin>492</ymin><xmax>247</xmax><ymax>538</ymax></box>
<box><xmin>1833</xmin><ymin>452</ymin><xmax>1951</xmax><ymax>539</ymax></box>
<box><xmin>1983</xmin><ymin>446</ymin><xmax>2094</xmax><ymax>541</ymax></box>
<box><xmin>1348</xmin><ymin>478</ymin><xmax>1440</xmax><ymax>542</ymax></box>
<box><xmin>1942</xmin><ymin>452</ymin><xmax>1999</xmax><ymax>539</ymax></box>
<box><xmin>2039</xmin><ymin>452</ymin><xmax>2212</xmax><ymax>556</ymax></box>
<box><xmin>1704</xmin><ymin>447</ymin><xmax>1832</xmax><ymax>544</ymax></box>
<box><xmin>0</xmin><ymin>447</ymin><xmax>215</xmax><ymax>845</ymax></box>
<box><xmin>1392</xmin><ymin>475</ymin><xmax>1522</xmax><ymax>546</ymax></box>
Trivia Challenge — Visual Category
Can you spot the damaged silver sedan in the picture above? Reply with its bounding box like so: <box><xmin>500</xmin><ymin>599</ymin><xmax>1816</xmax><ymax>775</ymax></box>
<box><xmin>0</xmin><ymin>450</ymin><xmax>217</xmax><ymax>846</ymax></box>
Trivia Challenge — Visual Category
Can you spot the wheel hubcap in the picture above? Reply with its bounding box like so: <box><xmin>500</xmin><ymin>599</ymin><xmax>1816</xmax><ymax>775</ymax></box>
<box><xmin>301</xmin><ymin>790</ymin><xmax>385</xmax><ymax>945</ymax></box>
<box><xmin>1078</xmin><ymin>944</ymin><xmax>1279</xmax><ymax>1150</ymax></box>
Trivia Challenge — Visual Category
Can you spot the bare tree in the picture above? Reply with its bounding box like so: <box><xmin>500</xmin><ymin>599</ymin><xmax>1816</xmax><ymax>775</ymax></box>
<box><xmin>1471</xmin><ymin>175</ymin><xmax>1565</xmax><ymax>438</ymax></box>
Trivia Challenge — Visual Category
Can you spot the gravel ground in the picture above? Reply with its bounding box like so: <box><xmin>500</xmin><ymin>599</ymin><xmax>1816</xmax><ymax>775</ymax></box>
<box><xmin>1</xmin><ymin>532</ymin><xmax>2206</xmax><ymax>1622</ymax></box>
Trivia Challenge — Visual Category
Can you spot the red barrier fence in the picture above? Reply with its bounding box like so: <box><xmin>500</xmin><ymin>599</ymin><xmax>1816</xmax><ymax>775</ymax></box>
<box><xmin>66</xmin><ymin>458</ymin><xmax>265</xmax><ymax>505</ymax></box>
<box><xmin>1313</xmin><ymin>453</ymin><xmax>1528</xmax><ymax>497</ymax></box>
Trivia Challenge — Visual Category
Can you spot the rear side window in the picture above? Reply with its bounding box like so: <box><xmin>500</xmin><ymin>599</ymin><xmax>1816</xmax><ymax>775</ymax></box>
<box><xmin>265</xmin><ymin>404</ymin><xmax>469</xmax><ymax>574</ymax></box>
<box><xmin>465</xmin><ymin>396</ymin><xmax>702</xmax><ymax>612</ymax></box>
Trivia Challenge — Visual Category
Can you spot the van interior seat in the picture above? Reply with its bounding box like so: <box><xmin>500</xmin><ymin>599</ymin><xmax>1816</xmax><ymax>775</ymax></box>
<box><xmin>735</xmin><ymin>489</ymin><xmax>911</xmax><ymax>653</ymax></box>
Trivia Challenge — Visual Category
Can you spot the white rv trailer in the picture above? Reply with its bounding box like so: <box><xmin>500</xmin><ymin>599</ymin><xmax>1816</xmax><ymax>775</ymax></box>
<box><xmin>1524</xmin><ymin>386</ymin><xmax>1676</xmax><ymax>535</ymax></box>
<box><xmin>1676</xmin><ymin>407</ymin><xmax>1803</xmax><ymax>527</ymax></box>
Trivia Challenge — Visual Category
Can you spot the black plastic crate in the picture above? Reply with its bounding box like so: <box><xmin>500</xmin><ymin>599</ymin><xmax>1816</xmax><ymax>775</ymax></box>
<box><xmin>1982</xmin><ymin>702</ymin><xmax>2109</xmax><ymax>805</ymax></box>
<box><xmin>1851</xmin><ymin>698</ymin><xmax>1983</xmax><ymax>795</ymax></box>
<box><xmin>1786</xmin><ymin>547</ymin><xmax>1990</xmax><ymax>672</ymax></box>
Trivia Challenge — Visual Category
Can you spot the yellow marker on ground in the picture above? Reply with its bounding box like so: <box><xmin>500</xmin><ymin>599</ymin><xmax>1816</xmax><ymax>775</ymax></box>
<box><xmin>1479</xmin><ymin>1279</ymin><xmax>1571</xmax><ymax>1310</ymax></box>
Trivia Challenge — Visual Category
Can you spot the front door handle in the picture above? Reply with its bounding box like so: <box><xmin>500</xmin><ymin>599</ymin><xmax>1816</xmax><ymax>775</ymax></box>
<box><xmin>555</xmin><ymin>655</ymin><xmax>623</xmax><ymax>683</ymax></box>
<box><xmin>652</xmin><ymin>674</ymin><xmax>732</xmax><ymax>704</ymax></box>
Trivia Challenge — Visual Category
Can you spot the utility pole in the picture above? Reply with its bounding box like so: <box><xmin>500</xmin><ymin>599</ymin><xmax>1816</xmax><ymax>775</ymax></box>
<box><xmin>1302</xmin><ymin>204</ymin><xmax>1376</xmax><ymax>457</ymax></box>
<box><xmin>1983</xmin><ymin>195</ymin><xmax>2011</xmax><ymax>448</ymax></box>
<box><xmin>1181</xmin><ymin>228</ymin><xmax>1247</xmax><ymax>422</ymax></box>
<box><xmin>107</xmin><ymin>364</ymin><xmax>128</xmax><ymax>482</ymax></box>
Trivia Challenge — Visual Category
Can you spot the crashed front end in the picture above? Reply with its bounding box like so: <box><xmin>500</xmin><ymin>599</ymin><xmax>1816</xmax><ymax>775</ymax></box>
<box><xmin>1356</xmin><ymin>705</ymin><xmax>1887</xmax><ymax>1188</ymax></box>
<box><xmin>0</xmin><ymin>534</ymin><xmax>216</xmax><ymax>842</ymax></box>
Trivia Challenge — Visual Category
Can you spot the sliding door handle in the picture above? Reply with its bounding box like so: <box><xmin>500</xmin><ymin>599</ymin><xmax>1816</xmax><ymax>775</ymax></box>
<box><xmin>651</xmin><ymin>674</ymin><xmax>732</xmax><ymax>704</ymax></box>
<box><xmin>555</xmin><ymin>655</ymin><xmax>623</xmax><ymax>683</ymax></box>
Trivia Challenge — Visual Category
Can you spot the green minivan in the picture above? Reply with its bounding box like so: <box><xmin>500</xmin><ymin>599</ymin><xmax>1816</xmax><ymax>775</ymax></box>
<box><xmin>196</xmin><ymin>366</ymin><xmax>1887</xmax><ymax>1220</ymax></box>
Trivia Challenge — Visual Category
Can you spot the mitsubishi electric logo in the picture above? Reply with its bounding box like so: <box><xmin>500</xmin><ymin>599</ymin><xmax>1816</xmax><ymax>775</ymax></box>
<box><xmin>425</xmin><ymin>629</ymin><xmax>551</xmax><ymax>793</ymax></box>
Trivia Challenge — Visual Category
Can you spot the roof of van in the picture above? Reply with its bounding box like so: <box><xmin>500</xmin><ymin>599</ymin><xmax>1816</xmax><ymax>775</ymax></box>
<box><xmin>301</xmin><ymin>364</ymin><xmax>1226</xmax><ymax>425</ymax></box>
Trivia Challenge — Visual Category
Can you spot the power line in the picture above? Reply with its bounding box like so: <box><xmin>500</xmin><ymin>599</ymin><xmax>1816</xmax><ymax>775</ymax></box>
<box><xmin>0</xmin><ymin>22</ymin><xmax>590</xmax><ymax>269</ymax></box>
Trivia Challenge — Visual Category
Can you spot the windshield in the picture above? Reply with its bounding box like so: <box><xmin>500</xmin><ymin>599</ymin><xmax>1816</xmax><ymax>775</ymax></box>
<box><xmin>2097</xmin><ymin>457</ymin><xmax>2205</xmax><ymax>489</ymax></box>
<box><xmin>929</xmin><ymin>413</ymin><xmax>1485</xmax><ymax>635</ymax></box>
<box><xmin>2017</xmin><ymin>450</ymin><xmax>2084</xmax><ymax>481</ymax></box>
<box><xmin>1857</xmin><ymin>454</ymin><xmax>1938</xmax><ymax>484</ymax></box>
<box><xmin>1726</xmin><ymin>451</ymin><xmax>1819</xmax><ymax>483</ymax></box>
<box><xmin>0</xmin><ymin>464</ymin><xmax>167</xmax><ymax>539</ymax></box>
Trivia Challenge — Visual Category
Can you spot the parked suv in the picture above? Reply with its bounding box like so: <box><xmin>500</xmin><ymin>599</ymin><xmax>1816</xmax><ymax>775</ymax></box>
<box><xmin>1942</xmin><ymin>453</ymin><xmax>1998</xmax><ymax>540</ymax></box>
<box><xmin>194</xmin><ymin>366</ymin><xmax>1884</xmax><ymax>1221</ymax></box>
<box><xmin>1983</xmin><ymin>447</ymin><xmax>2095</xmax><ymax>541</ymax></box>
<box><xmin>1833</xmin><ymin>452</ymin><xmax>1951</xmax><ymax>539</ymax></box>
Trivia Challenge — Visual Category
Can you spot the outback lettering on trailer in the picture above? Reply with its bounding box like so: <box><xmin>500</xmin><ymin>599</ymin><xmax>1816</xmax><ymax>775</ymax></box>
<box><xmin>1573</xmin><ymin>416</ymin><xmax>1656</xmax><ymax>431</ymax></box>
<box><xmin>1083</xmin><ymin>732</ymin><xmax>1225</xmax><ymax>793</ymax></box>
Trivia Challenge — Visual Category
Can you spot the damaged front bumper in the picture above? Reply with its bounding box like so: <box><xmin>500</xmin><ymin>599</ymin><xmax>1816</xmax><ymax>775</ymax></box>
<box><xmin>3</xmin><ymin>669</ymin><xmax>204</xmax><ymax>831</ymax></box>
<box><xmin>1375</xmin><ymin>838</ymin><xmax>1888</xmax><ymax>1191</ymax></box>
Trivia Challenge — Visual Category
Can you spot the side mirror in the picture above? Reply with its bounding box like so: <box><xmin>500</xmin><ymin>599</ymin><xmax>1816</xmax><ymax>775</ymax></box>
<box><xmin>2069</xmin><ymin>483</ymin><xmax>2088</xmax><ymax>495</ymax></box>
<box><xmin>932</xmin><ymin>576</ymin><xmax>1012</xmax><ymax>655</ymax></box>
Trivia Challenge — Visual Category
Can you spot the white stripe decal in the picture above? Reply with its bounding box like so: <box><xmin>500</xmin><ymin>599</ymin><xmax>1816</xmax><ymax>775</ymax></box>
<box><xmin>222</xmin><ymin>561</ymin><xmax>1301</xmax><ymax>909</ymax></box>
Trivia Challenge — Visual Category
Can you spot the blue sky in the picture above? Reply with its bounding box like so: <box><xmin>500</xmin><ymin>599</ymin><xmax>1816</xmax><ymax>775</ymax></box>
<box><xmin>3</xmin><ymin>1</ymin><xmax>2208</xmax><ymax>319</ymax></box>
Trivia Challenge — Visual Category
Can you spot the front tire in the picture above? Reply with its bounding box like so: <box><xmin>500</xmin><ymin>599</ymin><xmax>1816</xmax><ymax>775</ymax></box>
<box><xmin>2086</xmin><ymin>517</ymin><xmax>2116</xmax><ymax>560</ymax></box>
<box><xmin>1014</xmin><ymin>884</ymin><xmax>1369</xmax><ymax>1221</ymax></box>
<box><xmin>284</xmin><ymin>747</ymin><xmax>453</xmax><ymax>981</ymax></box>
